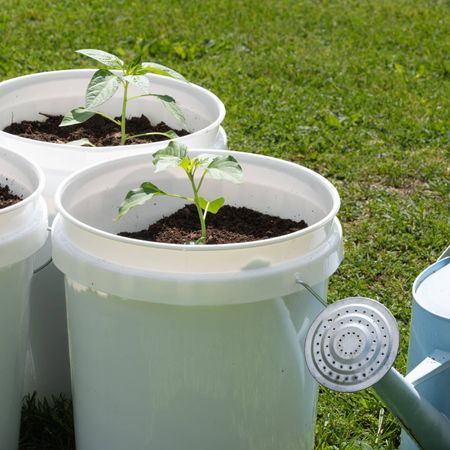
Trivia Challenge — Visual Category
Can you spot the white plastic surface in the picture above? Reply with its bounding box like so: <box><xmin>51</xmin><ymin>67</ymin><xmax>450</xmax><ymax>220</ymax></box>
<box><xmin>66</xmin><ymin>279</ymin><xmax>327</xmax><ymax>450</ymax></box>
<box><xmin>52</xmin><ymin>150</ymin><xmax>343</xmax><ymax>449</ymax></box>
<box><xmin>53</xmin><ymin>150</ymin><xmax>342</xmax><ymax>304</ymax></box>
<box><xmin>0</xmin><ymin>260</ymin><xmax>33</xmax><ymax>450</ymax></box>
<box><xmin>0</xmin><ymin>69</ymin><xmax>225</xmax><ymax>216</ymax></box>
<box><xmin>0</xmin><ymin>147</ymin><xmax>47</xmax><ymax>449</ymax></box>
<box><xmin>0</xmin><ymin>147</ymin><xmax>47</xmax><ymax>266</ymax></box>
<box><xmin>0</xmin><ymin>69</ymin><xmax>226</xmax><ymax>397</ymax></box>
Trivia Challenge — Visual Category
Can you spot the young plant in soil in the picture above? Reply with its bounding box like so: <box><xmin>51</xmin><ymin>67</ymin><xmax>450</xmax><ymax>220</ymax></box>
<box><xmin>60</xmin><ymin>49</ymin><xmax>187</xmax><ymax>146</ymax></box>
<box><xmin>116</xmin><ymin>141</ymin><xmax>243</xmax><ymax>244</ymax></box>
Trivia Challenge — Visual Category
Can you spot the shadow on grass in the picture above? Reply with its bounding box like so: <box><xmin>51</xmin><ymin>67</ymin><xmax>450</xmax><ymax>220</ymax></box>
<box><xmin>20</xmin><ymin>393</ymin><xmax>75</xmax><ymax>450</ymax></box>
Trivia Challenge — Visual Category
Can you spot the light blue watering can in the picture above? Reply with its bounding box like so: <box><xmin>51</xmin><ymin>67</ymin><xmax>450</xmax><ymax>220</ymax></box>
<box><xmin>303</xmin><ymin>246</ymin><xmax>450</xmax><ymax>449</ymax></box>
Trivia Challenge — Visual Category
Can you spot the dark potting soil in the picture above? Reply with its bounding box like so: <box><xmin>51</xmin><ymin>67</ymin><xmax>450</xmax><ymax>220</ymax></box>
<box><xmin>119</xmin><ymin>204</ymin><xmax>308</xmax><ymax>244</ymax></box>
<box><xmin>0</xmin><ymin>183</ymin><xmax>22</xmax><ymax>209</ymax></box>
<box><xmin>3</xmin><ymin>114</ymin><xmax>189</xmax><ymax>147</ymax></box>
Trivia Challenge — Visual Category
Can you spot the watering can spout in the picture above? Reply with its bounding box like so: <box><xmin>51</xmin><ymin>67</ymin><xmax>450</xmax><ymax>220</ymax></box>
<box><xmin>304</xmin><ymin>296</ymin><xmax>450</xmax><ymax>450</ymax></box>
<box><xmin>375</xmin><ymin>366</ymin><xmax>450</xmax><ymax>449</ymax></box>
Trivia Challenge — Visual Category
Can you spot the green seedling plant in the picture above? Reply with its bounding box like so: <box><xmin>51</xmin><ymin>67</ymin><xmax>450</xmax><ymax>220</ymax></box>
<box><xmin>116</xmin><ymin>141</ymin><xmax>243</xmax><ymax>244</ymax></box>
<box><xmin>60</xmin><ymin>48</ymin><xmax>187</xmax><ymax>145</ymax></box>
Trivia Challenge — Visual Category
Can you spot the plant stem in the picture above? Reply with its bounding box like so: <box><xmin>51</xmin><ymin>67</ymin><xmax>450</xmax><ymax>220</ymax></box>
<box><xmin>120</xmin><ymin>81</ymin><xmax>129</xmax><ymax>145</ymax></box>
<box><xmin>188</xmin><ymin>173</ymin><xmax>207</xmax><ymax>243</ymax></box>
<box><xmin>94</xmin><ymin>112</ymin><xmax>121</xmax><ymax>126</ymax></box>
<box><xmin>127</xmin><ymin>131</ymin><xmax>175</xmax><ymax>140</ymax></box>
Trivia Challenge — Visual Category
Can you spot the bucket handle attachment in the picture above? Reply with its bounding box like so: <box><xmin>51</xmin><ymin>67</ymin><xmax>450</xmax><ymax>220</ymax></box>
<box><xmin>33</xmin><ymin>225</ymin><xmax>53</xmax><ymax>274</ymax></box>
<box><xmin>295</xmin><ymin>276</ymin><xmax>328</xmax><ymax>308</ymax></box>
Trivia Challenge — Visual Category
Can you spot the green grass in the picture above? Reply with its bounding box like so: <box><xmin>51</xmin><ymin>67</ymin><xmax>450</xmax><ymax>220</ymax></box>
<box><xmin>0</xmin><ymin>0</ymin><xmax>447</xmax><ymax>448</ymax></box>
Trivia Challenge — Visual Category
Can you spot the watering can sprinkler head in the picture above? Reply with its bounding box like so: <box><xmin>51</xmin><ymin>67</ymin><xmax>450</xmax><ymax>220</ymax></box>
<box><xmin>305</xmin><ymin>296</ymin><xmax>450</xmax><ymax>450</ymax></box>
<box><xmin>304</xmin><ymin>297</ymin><xmax>398</xmax><ymax>392</ymax></box>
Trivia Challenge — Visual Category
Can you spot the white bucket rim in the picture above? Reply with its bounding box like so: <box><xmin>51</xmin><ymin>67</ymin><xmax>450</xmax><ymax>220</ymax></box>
<box><xmin>0</xmin><ymin>69</ymin><xmax>226</xmax><ymax>152</ymax></box>
<box><xmin>0</xmin><ymin>146</ymin><xmax>45</xmax><ymax>214</ymax></box>
<box><xmin>55</xmin><ymin>149</ymin><xmax>341</xmax><ymax>251</ymax></box>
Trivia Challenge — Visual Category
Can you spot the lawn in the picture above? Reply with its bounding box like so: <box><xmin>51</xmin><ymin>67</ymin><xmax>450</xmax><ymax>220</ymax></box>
<box><xmin>0</xmin><ymin>0</ymin><xmax>448</xmax><ymax>448</ymax></box>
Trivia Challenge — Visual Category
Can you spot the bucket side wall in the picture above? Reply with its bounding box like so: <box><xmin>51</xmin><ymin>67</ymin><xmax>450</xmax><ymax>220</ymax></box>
<box><xmin>66</xmin><ymin>278</ymin><xmax>327</xmax><ymax>450</ymax></box>
<box><xmin>0</xmin><ymin>259</ymin><xmax>33</xmax><ymax>450</ymax></box>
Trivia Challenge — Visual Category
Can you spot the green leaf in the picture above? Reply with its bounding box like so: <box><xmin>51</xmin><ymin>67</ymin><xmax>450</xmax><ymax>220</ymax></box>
<box><xmin>66</xmin><ymin>138</ymin><xmax>95</xmax><ymax>147</ymax></box>
<box><xmin>198</xmin><ymin>196</ymin><xmax>225</xmax><ymax>214</ymax></box>
<box><xmin>126</xmin><ymin>54</ymin><xmax>143</xmax><ymax>74</ymax></box>
<box><xmin>178</xmin><ymin>155</ymin><xmax>191</xmax><ymax>171</ymax></box>
<box><xmin>325</xmin><ymin>113</ymin><xmax>341</xmax><ymax>128</ymax></box>
<box><xmin>165</xmin><ymin>130</ymin><xmax>178</xmax><ymax>139</ymax></box>
<box><xmin>206</xmin><ymin>155</ymin><xmax>243</xmax><ymax>183</ymax></box>
<box><xmin>116</xmin><ymin>182</ymin><xmax>166</xmax><ymax>219</ymax></box>
<box><xmin>140</xmin><ymin>62</ymin><xmax>186</xmax><ymax>81</ymax></box>
<box><xmin>195</xmin><ymin>153</ymin><xmax>217</xmax><ymax>168</ymax></box>
<box><xmin>76</xmin><ymin>49</ymin><xmax>124</xmax><ymax>69</ymax></box>
<box><xmin>153</xmin><ymin>141</ymin><xmax>188</xmax><ymax>172</ymax></box>
<box><xmin>155</xmin><ymin>94</ymin><xmax>187</xmax><ymax>128</ymax></box>
<box><xmin>126</xmin><ymin>130</ymin><xmax>178</xmax><ymax>140</ymax></box>
<box><xmin>85</xmin><ymin>69</ymin><xmax>120</xmax><ymax>109</ymax></box>
<box><xmin>123</xmin><ymin>74</ymin><xmax>150</xmax><ymax>94</ymax></box>
<box><xmin>60</xmin><ymin>108</ymin><xmax>96</xmax><ymax>126</ymax></box>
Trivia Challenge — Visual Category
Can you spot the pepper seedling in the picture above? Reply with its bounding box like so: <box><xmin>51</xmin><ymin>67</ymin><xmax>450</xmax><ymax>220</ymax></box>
<box><xmin>116</xmin><ymin>141</ymin><xmax>243</xmax><ymax>244</ymax></box>
<box><xmin>60</xmin><ymin>48</ymin><xmax>187</xmax><ymax>145</ymax></box>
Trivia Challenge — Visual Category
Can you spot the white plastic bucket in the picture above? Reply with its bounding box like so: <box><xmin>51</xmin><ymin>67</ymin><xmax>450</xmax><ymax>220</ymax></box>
<box><xmin>0</xmin><ymin>147</ymin><xmax>47</xmax><ymax>449</ymax></box>
<box><xmin>0</xmin><ymin>69</ymin><xmax>226</xmax><ymax>398</ymax></box>
<box><xmin>0</xmin><ymin>69</ymin><xmax>226</xmax><ymax>215</ymax></box>
<box><xmin>53</xmin><ymin>150</ymin><xmax>343</xmax><ymax>450</ymax></box>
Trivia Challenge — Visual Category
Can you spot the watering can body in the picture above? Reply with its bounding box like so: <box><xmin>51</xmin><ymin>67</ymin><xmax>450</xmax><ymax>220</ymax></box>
<box><xmin>400</xmin><ymin>254</ymin><xmax>450</xmax><ymax>450</ymax></box>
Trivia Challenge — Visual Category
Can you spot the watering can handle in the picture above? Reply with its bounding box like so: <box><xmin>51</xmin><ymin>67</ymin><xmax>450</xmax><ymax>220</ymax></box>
<box><xmin>438</xmin><ymin>244</ymin><xmax>450</xmax><ymax>261</ymax></box>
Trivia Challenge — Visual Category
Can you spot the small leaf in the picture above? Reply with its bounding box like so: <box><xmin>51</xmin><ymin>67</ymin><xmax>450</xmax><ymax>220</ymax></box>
<box><xmin>116</xmin><ymin>182</ymin><xmax>166</xmax><ymax>219</ymax></box>
<box><xmin>155</xmin><ymin>94</ymin><xmax>187</xmax><ymax>129</ymax></box>
<box><xmin>325</xmin><ymin>113</ymin><xmax>341</xmax><ymax>128</ymax></box>
<box><xmin>76</xmin><ymin>49</ymin><xmax>124</xmax><ymax>69</ymax></box>
<box><xmin>394</xmin><ymin>63</ymin><xmax>405</xmax><ymax>74</ymax></box>
<box><xmin>123</xmin><ymin>74</ymin><xmax>151</xmax><ymax>94</ymax></box>
<box><xmin>140</xmin><ymin>62</ymin><xmax>186</xmax><ymax>81</ymax></box>
<box><xmin>153</xmin><ymin>141</ymin><xmax>188</xmax><ymax>172</ymax></box>
<box><xmin>198</xmin><ymin>196</ymin><xmax>224</xmax><ymax>214</ymax></box>
<box><xmin>60</xmin><ymin>107</ymin><xmax>96</xmax><ymax>126</ymax></box>
<box><xmin>195</xmin><ymin>153</ymin><xmax>217</xmax><ymax>168</ymax></box>
<box><xmin>165</xmin><ymin>130</ymin><xmax>178</xmax><ymax>139</ymax></box>
<box><xmin>127</xmin><ymin>54</ymin><xmax>143</xmax><ymax>74</ymax></box>
<box><xmin>66</xmin><ymin>138</ymin><xmax>95</xmax><ymax>147</ymax></box>
<box><xmin>206</xmin><ymin>155</ymin><xmax>243</xmax><ymax>184</ymax></box>
<box><xmin>178</xmin><ymin>155</ymin><xmax>191</xmax><ymax>171</ymax></box>
<box><xmin>85</xmin><ymin>69</ymin><xmax>120</xmax><ymax>109</ymax></box>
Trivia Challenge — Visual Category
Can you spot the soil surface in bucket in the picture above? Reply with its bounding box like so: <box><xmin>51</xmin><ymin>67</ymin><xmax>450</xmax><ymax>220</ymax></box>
<box><xmin>3</xmin><ymin>114</ymin><xmax>189</xmax><ymax>147</ymax></box>
<box><xmin>0</xmin><ymin>184</ymin><xmax>22</xmax><ymax>209</ymax></box>
<box><xmin>119</xmin><ymin>204</ymin><xmax>308</xmax><ymax>244</ymax></box>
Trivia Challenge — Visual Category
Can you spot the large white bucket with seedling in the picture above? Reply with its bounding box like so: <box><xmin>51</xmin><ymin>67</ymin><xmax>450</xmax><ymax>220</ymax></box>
<box><xmin>52</xmin><ymin>150</ymin><xmax>342</xmax><ymax>450</ymax></box>
<box><xmin>0</xmin><ymin>147</ymin><xmax>47</xmax><ymax>449</ymax></box>
<box><xmin>0</xmin><ymin>69</ymin><xmax>226</xmax><ymax>215</ymax></box>
<box><xmin>0</xmin><ymin>69</ymin><xmax>226</xmax><ymax>397</ymax></box>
